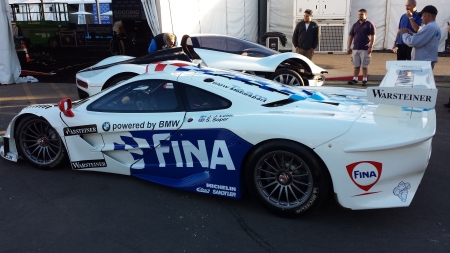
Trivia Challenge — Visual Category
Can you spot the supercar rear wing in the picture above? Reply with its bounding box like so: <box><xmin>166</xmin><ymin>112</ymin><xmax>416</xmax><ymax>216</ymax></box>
<box><xmin>367</xmin><ymin>61</ymin><xmax>437</xmax><ymax>110</ymax></box>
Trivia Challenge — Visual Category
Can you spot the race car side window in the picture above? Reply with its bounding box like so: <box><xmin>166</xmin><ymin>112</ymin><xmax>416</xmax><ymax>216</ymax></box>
<box><xmin>180</xmin><ymin>84</ymin><xmax>231</xmax><ymax>112</ymax></box>
<box><xmin>193</xmin><ymin>36</ymin><xmax>276</xmax><ymax>57</ymax></box>
<box><xmin>87</xmin><ymin>79</ymin><xmax>184</xmax><ymax>113</ymax></box>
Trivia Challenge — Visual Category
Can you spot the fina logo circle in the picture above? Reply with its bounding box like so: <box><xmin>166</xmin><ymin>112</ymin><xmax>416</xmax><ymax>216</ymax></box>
<box><xmin>346</xmin><ymin>161</ymin><xmax>382</xmax><ymax>192</ymax></box>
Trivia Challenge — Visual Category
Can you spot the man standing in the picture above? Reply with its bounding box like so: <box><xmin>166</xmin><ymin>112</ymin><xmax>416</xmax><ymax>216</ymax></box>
<box><xmin>347</xmin><ymin>9</ymin><xmax>376</xmax><ymax>86</ymax></box>
<box><xmin>400</xmin><ymin>5</ymin><xmax>441</xmax><ymax>69</ymax></box>
<box><xmin>393</xmin><ymin>0</ymin><xmax>422</xmax><ymax>60</ymax></box>
<box><xmin>292</xmin><ymin>9</ymin><xmax>319</xmax><ymax>60</ymax></box>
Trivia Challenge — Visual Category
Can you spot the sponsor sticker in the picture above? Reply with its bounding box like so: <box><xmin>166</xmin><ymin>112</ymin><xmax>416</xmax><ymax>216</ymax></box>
<box><xmin>64</xmin><ymin>124</ymin><xmax>98</xmax><ymax>136</ymax></box>
<box><xmin>196</xmin><ymin>187</ymin><xmax>210</xmax><ymax>194</ymax></box>
<box><xmin>346</xmin><ymin>161</ymin><xmax>382</xmax><ymax>195</ymax></box>
<box><xmin>366</xmin><ymin>87</ymin><xmax>437</xmax><ymax>108</ymax></box>
<box><xmin>71</xmin><ymin>159</ymin><xmax>107</xmax><ymax>169</ymax></box>
<box><xmin>123</xmin><ymin>133</ymin><xmax>237</xmax><ymax>171</ymax></box>
<box><xmin>104</xmin><ymin>120</ymin><xmax>181</xmax><ymax>131</ymax></box>
<box><xmin>393</xmin><ymin>181</ymin><xmax>411</xmax><ymax>202</ymax></box>
<box><xmin>206</xmin><ymin>183</ymin><xmax>237</xmax><ymax>197</ymax></box>
<box><xmin>102</xmin><ymin>122</ymin><xmax>110</xmax><ymax>131</ymax></box>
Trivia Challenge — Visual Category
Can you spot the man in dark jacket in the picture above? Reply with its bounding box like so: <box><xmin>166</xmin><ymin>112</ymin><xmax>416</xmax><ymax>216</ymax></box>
<box><xmin>292</xmin><ymin>9</ymin><xmax>319</xmax><ymax>60</ymax></box>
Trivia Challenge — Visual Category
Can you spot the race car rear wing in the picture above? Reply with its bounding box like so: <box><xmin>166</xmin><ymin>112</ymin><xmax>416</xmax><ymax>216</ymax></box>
<box><xmin>367</xmin><ymin>61</ymin><xmax>437</xmax><ymax>110</ymax></box>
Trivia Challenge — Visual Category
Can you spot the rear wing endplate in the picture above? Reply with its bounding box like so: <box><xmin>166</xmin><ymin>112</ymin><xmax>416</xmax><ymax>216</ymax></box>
<box><xmin>367</xmin><ymin>61</ymin><xmax>437</xmax><ymax>109</ymax></box>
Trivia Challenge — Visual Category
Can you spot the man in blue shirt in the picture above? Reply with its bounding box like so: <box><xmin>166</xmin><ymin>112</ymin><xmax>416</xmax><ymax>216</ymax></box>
<box><xmin>400</xmin><ymin>5</ymin><xmax>441</xmax><ymax>68</ymax></box>
<box><xmin>347</xmin><ymin>9</ymin><xmax>376</xmax><ymax>86</ymax></box>
<box><xmin>393</xmin><ymin>0</ymin><xmax>422</xmax><ymax>60</ymax></box>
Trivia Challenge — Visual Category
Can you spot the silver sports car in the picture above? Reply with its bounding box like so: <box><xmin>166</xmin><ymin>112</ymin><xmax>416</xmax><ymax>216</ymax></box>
<box><xmin>76</xmin><ymin>34</ymin><xmax>328</xmax><ymax>99</ymax></box>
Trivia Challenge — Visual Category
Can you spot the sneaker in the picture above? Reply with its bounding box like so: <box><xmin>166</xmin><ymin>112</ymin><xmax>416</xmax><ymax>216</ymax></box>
<box><xmin>347</xmin><ymin>80</ymin><xmax>358</xmax><ymax>85</ymax></box>
<box><xmin>362</xmin><ymin>80</ymin><xmax>367</xmax><ymax>86</ymax></box>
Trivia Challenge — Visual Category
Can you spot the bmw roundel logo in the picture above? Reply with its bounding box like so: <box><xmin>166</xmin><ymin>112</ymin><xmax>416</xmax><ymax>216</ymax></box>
<box><xmin>102</xmin><ymin>122</ymin><xmax>110</xmax><ymax>131</ymax></box>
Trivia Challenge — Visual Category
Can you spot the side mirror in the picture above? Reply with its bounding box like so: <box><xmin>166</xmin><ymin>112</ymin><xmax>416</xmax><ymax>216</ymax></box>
<box><xmin>58</xmin><ymin>98</ymin><xmax>75</xmax><ymax>117</ymax></box>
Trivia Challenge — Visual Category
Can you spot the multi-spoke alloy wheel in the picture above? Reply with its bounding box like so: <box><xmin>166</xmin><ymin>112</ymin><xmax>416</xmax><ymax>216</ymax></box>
<box><xmin>271</xmin><ymin>69</ymin><xmax>305</xmax><ymax>86</ymax></box>
<box><xmin>255</xmin><ymin>151</ymin><xmax>313</xmax><ymax>209</ymax></box>
<box><xmin>16</xmin><ymin>116</ymin><xmax>66</xmax><ymax>169</ymax></box>
<box><xmin>246</xmin><ymin>141</ymin><xmax>329</xmax><ymax>217</ymax></box>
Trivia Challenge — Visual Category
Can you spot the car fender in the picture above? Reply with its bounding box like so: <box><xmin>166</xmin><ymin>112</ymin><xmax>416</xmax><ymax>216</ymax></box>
<box><xmin>2</xmin><ymin>105</ymin><xmax>68</xmax><ymax>161</ymax></box>
<box><xmin>90</xmin><ymin>55</ymin><xmax>136</xmax><ymax>68</ymax></box>
<box><xmin>77</xmin><ymin>64</ymin><xmax>147</xmax><ymax>88</ymax></box>
<box><xmin>258</xmin><ymin>53</ymin><xmax>328</xmax><ymax>74</ymax></box>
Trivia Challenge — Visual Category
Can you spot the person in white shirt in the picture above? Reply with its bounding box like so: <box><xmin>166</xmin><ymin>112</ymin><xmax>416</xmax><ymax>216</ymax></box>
<box><xmin>400</xmin><ymin>5</ymin><xmax>441</xmax><ymax>69</ymax></box>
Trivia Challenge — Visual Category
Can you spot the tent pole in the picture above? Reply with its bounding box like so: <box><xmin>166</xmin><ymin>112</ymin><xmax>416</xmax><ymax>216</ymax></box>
<box><xmin>384</xmin><ymin>0</ymin><xmax>391</xmax><ymax>50</ymax></box>
<box><xmin>96</xmin><ymin>0</ymin><xmax>101</xmax><ymax>24</ymax></box>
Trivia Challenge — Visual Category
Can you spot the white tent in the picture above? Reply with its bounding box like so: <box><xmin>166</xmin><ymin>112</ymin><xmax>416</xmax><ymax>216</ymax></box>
<box><xmin>268</xmin><ymin>0</ymin><xmax>449</xmax><ymax>52</ymax></box>
<box><xmin>142</xmin><ymin>0</ymin><xmax>258</xmax><ymax>43</ymax></box>
<box><xmin>0</xmin><ymin>0</ymin><xmax>20</xmax><ymax>85</ymax></box>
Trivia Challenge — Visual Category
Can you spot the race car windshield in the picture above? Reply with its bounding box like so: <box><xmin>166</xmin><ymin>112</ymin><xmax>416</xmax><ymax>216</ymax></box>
<box><xmin>193</xmin><ymin>36</ymin><xmax>278</xmax><ymax>57</ymax></box>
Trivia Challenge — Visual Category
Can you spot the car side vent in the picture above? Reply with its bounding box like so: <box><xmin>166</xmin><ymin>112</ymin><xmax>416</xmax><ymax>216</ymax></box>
<box><xmin>262</xmin><ymin>98</ymin><xmax>296</xmax><ymax>107</ymax></box>
<box><xmin>203</xmin><ymin>78</ymin><xmax>214</xmax><ymax>83</ymax></box>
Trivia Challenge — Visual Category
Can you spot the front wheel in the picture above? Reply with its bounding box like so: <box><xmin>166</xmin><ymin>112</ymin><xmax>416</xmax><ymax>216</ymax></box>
<box><xmin>245</xmin><ymin>140</ymin><xmax>329</xmax><ymax>217</ymax></box>
<box><xmin>16</xmin><ymin>115</ymin><xmax>66</xmax><ymax>169</ymax></box>
<box><xmin>270</xmin><ymin>69</ymin><xmax>305</xmax><ymax>86</ymax></box>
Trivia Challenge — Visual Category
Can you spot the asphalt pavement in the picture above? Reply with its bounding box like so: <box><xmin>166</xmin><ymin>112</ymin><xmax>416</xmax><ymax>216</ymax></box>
<box><xmin>0</xmin><ymin>78</ymin><xmax>450</xmax><ymax>252</ymax></box>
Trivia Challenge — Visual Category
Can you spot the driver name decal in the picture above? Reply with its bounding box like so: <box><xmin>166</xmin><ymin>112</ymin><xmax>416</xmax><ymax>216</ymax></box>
<box><xmin>64</xmin><ymin>124</ymin><xmax>98</xmax><ymax>136</ymax></box>
<box><xmin>198</xmin><ymin>114</ymin><xmax>234</xmax><ymax>123</ymax></box>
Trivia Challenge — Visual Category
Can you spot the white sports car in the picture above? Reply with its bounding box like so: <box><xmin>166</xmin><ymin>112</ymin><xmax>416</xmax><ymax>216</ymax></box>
<box><xmin>76</xmin><ymin>34</ymin><xmax>328</xmax><ymax>99</ymax></box>
<box><xmin>1</xmin><ymin>60</ymin><xmax>436</xmax><ymax>217</ymax></box>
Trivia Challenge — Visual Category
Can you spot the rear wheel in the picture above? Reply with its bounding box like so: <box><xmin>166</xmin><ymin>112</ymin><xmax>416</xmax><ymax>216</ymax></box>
<box><xmin>245</xmin><ymin>140</ymin><xmax>329</xmax><ymax>217</ymax></box>
<box><xmin>16</xmin><ymin>115</ymin><xmax>66</xmax><ymax>169</ymax></box>
<box><xmin>270</xmin><ymin>69</ymin><xmax>305</xmax><ymax>86</ymax></box>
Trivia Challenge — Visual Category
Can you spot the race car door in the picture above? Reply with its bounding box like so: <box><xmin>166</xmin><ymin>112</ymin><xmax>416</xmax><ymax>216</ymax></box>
<box><xmin>62</xmin><ymin>79</ymin><xmax>186</xmax><ymax>175</ymax></box>
<box><xmin>127</xmin><ymin>79</ymin><xmax>250</xmax><ymax>192</ymax></box>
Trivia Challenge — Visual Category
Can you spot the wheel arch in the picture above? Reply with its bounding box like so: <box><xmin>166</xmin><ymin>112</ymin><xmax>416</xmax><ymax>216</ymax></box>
<box><xmin>277</xmin><ymin>57</ymin><xmax>313</xmax><ymax>75</ymax></box>
<box><xmin>239</xmin><ymin>138</ymin><xmax>333</xmax><ymax>194</ymax></box>
<box><xmin>103</xmin><ymin>72</ymin><xmax>139</xmax><ymax>90</ymax></box>
<box><xmin>12</xmin><ymin>113</ymin><xmax>43</xmax><ymax>139</ymax></box>
<box><xmin>12</xmin><ymin>113</ymin><xmax>69</xmax><ymax>161</ymax></box>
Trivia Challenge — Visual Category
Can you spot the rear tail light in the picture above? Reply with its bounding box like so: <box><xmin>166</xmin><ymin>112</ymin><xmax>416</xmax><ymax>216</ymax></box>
<box><xmin>77</xmin><ymin>79</ymin><xmax>88</xmax><ymax>89</ymax></box>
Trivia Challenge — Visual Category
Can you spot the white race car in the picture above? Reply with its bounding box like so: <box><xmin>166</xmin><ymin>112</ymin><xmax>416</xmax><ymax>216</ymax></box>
<box><xmin>76</xmin><ymin>34</ymin><xmax>328</xmax><ymax>99</ymax></box>
<box><xmin>1</xmin><ymin>60</ymin><xmax>436</xmax><ymax>217</ymax></box>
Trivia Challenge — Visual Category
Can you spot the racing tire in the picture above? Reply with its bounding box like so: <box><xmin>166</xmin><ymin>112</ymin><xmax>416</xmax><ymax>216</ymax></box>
<box><xmin>270</xmin><ymin>69</ymin><xmax>305</xmax><ymax>86</ymax></box>
<box><xmin>103</xmin><ymin>74</ymin><xmax>137</xmax><ymax>90</ymax></box>
<box><xmin>245</xmin><ymin>140</ymin><xmax>330</xmax><ymax>217</ymax></box>
<box><xmin>15</xmin><ymin>115</ymin><xmax>66</xmax><ymax>169</ymax></box>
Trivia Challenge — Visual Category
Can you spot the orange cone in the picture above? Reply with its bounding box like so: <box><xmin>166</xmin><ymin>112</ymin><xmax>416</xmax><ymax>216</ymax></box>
<box><xmin>21</xmin><ymin>41</ymin><xmax>31</xmax><ymax>63</ymax></box>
